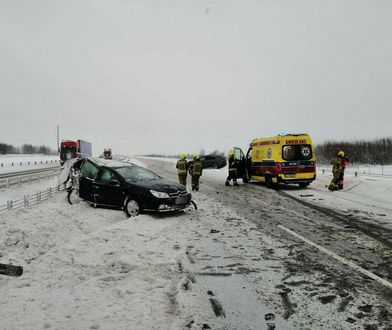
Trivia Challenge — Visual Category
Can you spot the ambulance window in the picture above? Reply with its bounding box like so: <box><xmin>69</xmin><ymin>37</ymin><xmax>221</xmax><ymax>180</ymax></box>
<box><xmin>299</xmin><ymin>145</ymin><xmax>312</xmax><ymax>160</ymax></box>
<box><xmin>282</xmin><ymin>146</ymin><xmax>296</xmax><ymax>161</ymax></box>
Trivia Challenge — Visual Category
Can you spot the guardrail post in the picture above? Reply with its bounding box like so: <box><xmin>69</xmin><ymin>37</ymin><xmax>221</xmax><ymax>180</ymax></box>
<box><xmin>7</xmin><ymin>179</ymin><xmax>9</xmax><ymax>188</ymax></box>
<box><xmin>24</xmin><ymin>195</ymin><xmax>29</xmax><ymax>207</ymax></box>
<box><xmin>7</xmin><ymin>200</ymin><xmax>13</xmax><ymax>210</ymax></box>
<box><xmin>48</xmin><ymin>188</ymin><xmax>51</xmax><ymax>197</ymax></box>
<box><xmin>12</xmin><ymin>162</ymin><xmax>14</xmax><ymax>166</ymax></box>
<box><xmin>355</xmin><ymin>171</ymin><xmax>358</xmax><ymax>177</ymax></box>
<box><xmin>37</xmin><ymin>191</ymin><xmax>41</xmax><ymax>203</ymax></box>
<box><xmin>18</xmin><ymin>177</ymin><xmax>21</xmax><ymax>186</ymax></box>
<box><xmin>28</xmin><ymin>161</ymin><xmax>30</xmax><ymax>165</ymax></box>
<box><xmin>322</xmin><ymin>169</ymin><xmax>325</xmax><ymax>174</ymax></box>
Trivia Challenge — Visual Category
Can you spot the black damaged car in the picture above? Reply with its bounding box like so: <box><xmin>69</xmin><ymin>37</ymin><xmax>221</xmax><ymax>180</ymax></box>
<box><xmin>68</xmin><ymin>158</ymin><xmax>192</xmax><ymax>217</ymax></box>
<box><xmin>188</xmin><ymin>154</ymin><xmax>227</xmax><ymax>169</ymax></box>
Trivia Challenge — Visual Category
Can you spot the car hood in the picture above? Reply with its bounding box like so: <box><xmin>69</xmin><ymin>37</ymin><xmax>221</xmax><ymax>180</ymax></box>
<box><xmin>127</xmin><ymin>179</ymin><xmax>187</xmax><ymax>194</ymax></box>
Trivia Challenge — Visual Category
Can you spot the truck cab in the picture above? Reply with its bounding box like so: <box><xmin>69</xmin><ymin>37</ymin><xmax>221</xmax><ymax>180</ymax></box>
<box><xmin>103</xmin><ymin>149</ymin><xmax>112</xmax><ymax>160</ymax></box>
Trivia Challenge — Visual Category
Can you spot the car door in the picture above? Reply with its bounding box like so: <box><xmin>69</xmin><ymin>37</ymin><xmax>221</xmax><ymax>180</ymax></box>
<box><xmin>234</xmin><ymin>147</ymin><xmax>247</xmax><ymax>178</ymax></box>
<box><xmin>92</xmin><ymin>167</ymin><xmax>125</xmax><ymax>207</ymax></box>
<box><xmin>79</xmin><ymin>160</ymin><xmax>99</xmax><ymax>202</ymax></box>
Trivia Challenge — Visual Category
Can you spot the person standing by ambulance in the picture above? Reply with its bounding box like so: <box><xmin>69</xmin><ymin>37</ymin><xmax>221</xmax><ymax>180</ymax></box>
<box><xmin>176</xmin><ymin>153</ymin><xmax>189</xmax><ymax>186</ymax></box>
<box><xmin>189</xmin><ymin>153</ymin><xmax>202</xmax><ymax>191</ymax></box>
<box><xmin>329</xmin><ymin>150</ymin><xmax>348</xmax><ymax>190</ymax></box>
<box><xmin>225</xmin><ymin>151</ymin><xmax>239</xmax><ymax>186</ymax></box>
<box><xmin>337</xmin><ymin>151</ymin><xmax>349</xmax><ymax>189</ymax></box>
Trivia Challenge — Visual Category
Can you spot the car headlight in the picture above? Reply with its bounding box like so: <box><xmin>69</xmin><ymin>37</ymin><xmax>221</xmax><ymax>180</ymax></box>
<box><xmin>150</xmin><ymin>190</ymin><xmax>169</xmax><ymax>198</ymax></box>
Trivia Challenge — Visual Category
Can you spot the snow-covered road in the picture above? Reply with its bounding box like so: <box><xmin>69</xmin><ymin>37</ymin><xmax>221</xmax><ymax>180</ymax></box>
<box><xmin>1</xmin><ymin>157</ymin><xmax>391</xmax><ymax>329</ymax></box>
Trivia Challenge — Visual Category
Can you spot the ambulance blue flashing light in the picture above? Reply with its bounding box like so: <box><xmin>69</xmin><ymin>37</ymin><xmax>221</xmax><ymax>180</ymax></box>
<box><xmin>278</xmin><ymin>133</ymin><xmax>289</xmax><ymax>136</ymax></box>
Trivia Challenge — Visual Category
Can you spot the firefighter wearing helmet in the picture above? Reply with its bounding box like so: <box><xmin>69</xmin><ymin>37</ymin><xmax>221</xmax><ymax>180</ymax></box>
<box><xmin>176</xmin><ymin>153</ymin><xmax>189</xmax><ymax>186</ymax></box>
<box><xmin>188</xmin><ymin>153</ymin><xmax>203</xmax><ymax>191</ymax></box>
<box><xmin>328</xmin><ymin>150</ymin><xmax>349</xmax><ymax>191</ymax></box>
<box><xmin>225</xmin><ymin>150</ymin><xmax>239</xmax><ymax>186</ymax></box>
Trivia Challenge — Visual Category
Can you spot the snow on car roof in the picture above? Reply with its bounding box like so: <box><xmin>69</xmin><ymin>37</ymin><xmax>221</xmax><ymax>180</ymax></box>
<box><xmin>87</xmin><ymin>157</ymin><xmax>136</xmax><ymax>168</ymax></box>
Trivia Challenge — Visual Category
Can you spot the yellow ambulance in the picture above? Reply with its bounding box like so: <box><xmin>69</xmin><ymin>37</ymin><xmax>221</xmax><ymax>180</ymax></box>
<box><xmin>235</xmin><ymin>133</ymin><xmax>316</xmax><ymax>188</ymax></box>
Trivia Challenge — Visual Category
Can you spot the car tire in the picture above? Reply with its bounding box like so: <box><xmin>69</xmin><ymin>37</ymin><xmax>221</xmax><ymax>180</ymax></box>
<box><xmin>125</xmin><ymin>198</ymin><xmax>140</xmax><ymax>217</ymax></box>
<box><xmin>265</xmin><ymin>176</ymin><xmax>275</xmax><ymax>189</ymax></box>
<box><xmin>213</xmin><ymin>164</ymin><xmax>218</xmax><ymax>169</ymax></box>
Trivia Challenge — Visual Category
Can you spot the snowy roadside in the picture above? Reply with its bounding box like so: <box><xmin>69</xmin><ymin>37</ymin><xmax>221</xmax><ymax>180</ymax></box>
<box><xmin>1</xmin><ymin>157</ymin><xmax>392</xmax><ymax>329</ymax></box>
<box><xmin>284</xmin><ymin>171</ymin><xmax>392</xmax><ymax>232</ymax></box>
<box><xmin>1</xmin><ymin>182</ymin><xmax>292</xmax><ymax>329</ymax></box>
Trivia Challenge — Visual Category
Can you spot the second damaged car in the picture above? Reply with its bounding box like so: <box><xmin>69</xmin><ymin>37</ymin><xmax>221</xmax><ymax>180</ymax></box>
<box><xmin>66</xmin><ymin>157</ymin><xmax>192</xmax><ymax>217</ymax></box>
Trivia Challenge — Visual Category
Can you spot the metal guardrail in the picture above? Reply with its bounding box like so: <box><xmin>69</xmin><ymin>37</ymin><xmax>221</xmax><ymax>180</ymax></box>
<box><xmin>0</xmin><ymin>184</ymin><xmax>67</xmax><ymax>213</ymax></box>
<box><xmin>0</xmin><ymin>159</ymin><xmax>59</xmax><ymax>167</ymax></box>
<box><xmin>0</xmin><ymin>168</ymin><xmax>61</xmax><ymax>189</ymax></box>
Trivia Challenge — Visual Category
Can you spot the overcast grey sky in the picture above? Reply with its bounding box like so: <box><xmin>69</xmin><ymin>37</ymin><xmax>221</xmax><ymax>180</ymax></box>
<box><xmin>1</xmin><ymin>0</ymin><xmax>391</xmax><ymax>156</ymax></box>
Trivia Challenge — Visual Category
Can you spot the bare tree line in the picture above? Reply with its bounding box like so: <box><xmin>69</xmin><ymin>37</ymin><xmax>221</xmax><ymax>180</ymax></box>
<box><xmin>142</xmin><ymin>149</ymin><xmax>225</xmax><ymax>159</ymax></box>
<box><xmin>0</xmin><ymin>142</ymin><xmax>57</xmax><ymax>155</ymax></box>
<box><xmin>315</xmin><ymin>138</ymin><xmax>392</xmax><ymax>165</ymax></box>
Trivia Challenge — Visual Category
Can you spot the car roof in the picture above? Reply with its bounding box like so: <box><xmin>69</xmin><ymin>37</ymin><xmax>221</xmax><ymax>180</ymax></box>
<box><xmin>86</xmin><ymin>157</ymin><xmax>136</xmax><ymax>168</ymax></box>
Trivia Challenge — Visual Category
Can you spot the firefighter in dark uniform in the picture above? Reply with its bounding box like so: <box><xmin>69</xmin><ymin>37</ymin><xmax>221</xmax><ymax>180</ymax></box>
<box><xmin>189</xmin><ymin>153</ymin><xmax>202</xmax><ymax>191</ymax></box>
<box><xmin>225</xmin><ymin>151</ymin><xmax>238</xmax><ymax>186</ymax></box>
<box><xmin>176</xmin><ymin>153</ymin><xmax>189</xmax><ymax>186</ymax></box>
<box><xmin>329</xmin><ymin>150</ymin><xmax>349</xmax><ymax>191</ymax></box>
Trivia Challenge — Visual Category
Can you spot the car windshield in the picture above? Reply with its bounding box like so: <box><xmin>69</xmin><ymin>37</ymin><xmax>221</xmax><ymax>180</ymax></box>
<box><xmin>61</xmin><ymin>147</ymin><xmax>76</xmax><ymax>159</ymax></box>
<box><xmin>116</xmin><ymin>166</ymin><xmax>161</xmax><ymax>182</ymax></box>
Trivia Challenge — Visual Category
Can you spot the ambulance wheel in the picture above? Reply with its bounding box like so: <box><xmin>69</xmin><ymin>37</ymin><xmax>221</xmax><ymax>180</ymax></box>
<box><xmin>265</xmin><ymin>176</ymin><xmax>275</xmax><ymax>189</ymax></box>
<box><xmin>299</xmin><ymin>182</ymin><xmax>309</xmax><ymax>188</ymax></box>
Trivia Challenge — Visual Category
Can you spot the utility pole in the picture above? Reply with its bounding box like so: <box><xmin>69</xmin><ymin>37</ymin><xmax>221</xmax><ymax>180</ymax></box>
<box><xmin>57</xmin><ymin>125</ymin><xmax>60</xmax><ymax>153</ymax></box>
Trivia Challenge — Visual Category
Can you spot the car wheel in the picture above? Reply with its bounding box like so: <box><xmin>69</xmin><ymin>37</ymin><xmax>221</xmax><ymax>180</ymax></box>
<box><xmin>125</xmin><ymin>198</ymin><xmax>140</xmax><ymax>217</ymax></box>
<box><xmin>213</xmin><ymin>163</ymin><xmax>218</xmax><ymax>169</ymax></box>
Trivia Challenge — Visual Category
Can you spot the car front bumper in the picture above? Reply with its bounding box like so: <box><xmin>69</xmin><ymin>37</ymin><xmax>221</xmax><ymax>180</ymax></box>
<box><xmin>143</xmin><ymin>193</ymin><xmax>192</xmax><ymax>212</ymax></box>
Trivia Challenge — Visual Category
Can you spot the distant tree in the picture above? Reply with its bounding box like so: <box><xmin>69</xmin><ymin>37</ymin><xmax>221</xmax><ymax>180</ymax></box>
<box><xmin>0</xmin><ymin>142</ymin><xmax>17</xmax><ymax>154</ymax></box>
<box><xmin>0</xmin><ymin>142</ymin><xmax>56</xmax><ymax>155</ymax></box>
<box><xmin>315</xmin><ymin>138</ymin><xmax>392</xmax><ymax>165</ymax></box>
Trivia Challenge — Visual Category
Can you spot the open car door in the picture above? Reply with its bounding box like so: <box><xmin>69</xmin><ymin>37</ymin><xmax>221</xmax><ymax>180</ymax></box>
<box><xmin>234</xmin><ymin>147</ymin><xmax>249</xmax><ymax>183</ymax></box>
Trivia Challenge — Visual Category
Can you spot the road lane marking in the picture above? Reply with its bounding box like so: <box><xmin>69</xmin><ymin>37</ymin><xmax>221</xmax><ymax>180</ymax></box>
<box><xmin>278</xmin><ymin>224</ymin><xmax>392</xmax><ymax>290</ymax></box>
